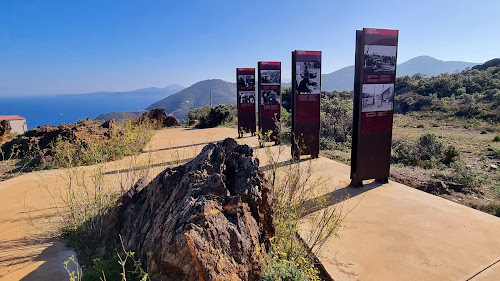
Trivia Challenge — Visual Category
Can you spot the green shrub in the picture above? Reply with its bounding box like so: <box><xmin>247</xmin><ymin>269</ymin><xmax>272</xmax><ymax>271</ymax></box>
<box><xmin>391</xmin><ymin>139</ymin><xmax>418</xmax><ymax>165</ymax></box>
<box><xmin>196</xmin><ymin>104</ymin><xmax>236</xmax><ymax>128</ymax></box>
<box><xmin>320</xmin><ymin>94</ymin><xmax>353</xmax><ymax>143</ymax></box>
<box><xmin>450</xmin><ymin>161</ymin><xmax>487</xmax><ymax>189</ymax></box>
<box><xmin>187</xmin><ymin>105</ymin><xmax>211</xmax><ymax>124</ymax></box>
<box><xmin>263</xmin><ymin>260</ymin><xmax>307</xmax><ymax>281</ymax></box>
<box><xmin>417</xmin><ymin>133</ymin><xmax>444</xmax><ymax>161</ymax></box>
<box><xmin>467</xmin><ymin>201</ymin><xmax>500</xmax><ymax>218</ymax></box>
<box><xmin>443</xmin><ymin>145</ymin><xmax>460</xmax><ymax>164</ymax></box>
<box><xmin>80</xmin><ymin>254</ymin><xmax>148</xmax><ymax>281</ymax></box>
<box><xmin>493</xmin><ymin>135</ymin><xmax>500</xmax><ymax>142</ymax></box>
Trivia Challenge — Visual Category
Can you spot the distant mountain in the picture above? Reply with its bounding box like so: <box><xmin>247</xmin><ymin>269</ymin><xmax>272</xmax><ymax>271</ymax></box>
<box><xmin>84</xmin><ymin>84</ymin><xmax>185</xmax><ymax>99</ymax></box>
<box><xmin>397</xmin><ymin>56</ymin><xmax>478</xmax><ymax>77</ymax></box>
<box><xmin>321</xmin><ymin>56</ymin><xmax>479</xmax><ymax>92</ymax></box>
<box><xmin>96</xmin><ymin>111</ymin><xmax>146</xmax><ymax>122</ymax></box>
<box><xmin>321</xmin><ymin>65</ymin><xmax>355</xmax><ymax>92</ymax></box>
<box><xmin>146</xmin><ymin>79</ymin><xmax>236</xmax><ymax>122</ymax></box>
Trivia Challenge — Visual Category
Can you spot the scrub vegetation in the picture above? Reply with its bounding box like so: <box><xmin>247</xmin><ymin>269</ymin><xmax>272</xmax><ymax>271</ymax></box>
<box><xmin>315</xmin><ymin>63</ymin><xmax>500</xmax><ymax>217</ymax></box>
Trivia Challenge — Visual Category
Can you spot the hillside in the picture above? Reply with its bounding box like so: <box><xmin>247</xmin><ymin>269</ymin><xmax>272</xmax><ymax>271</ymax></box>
<box><xmin>397</xmin><ymin>56</ymin><xmax>478</xmax><ymax>77</ymax></box>
<box><xmin>95</xmin><ymin>111</ymin><xmax>146</xmax><ymax>121</ymax></box>
<box><xmin>321</xmin><ymin>56</ymin><xmax>479</xmax><ymax>92</ymax></box>
<box><xmin>146</xmin><ymin>79</ymin><xmax>236</xmax><ymax>122</ymax></box>
<box><xmin>394</xmin><ymin>59</ymin><xmax>500</xmax><ymax>121</ymax></box>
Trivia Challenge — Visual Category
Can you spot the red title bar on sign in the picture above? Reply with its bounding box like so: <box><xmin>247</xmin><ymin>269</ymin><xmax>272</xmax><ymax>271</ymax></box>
<box><xmin>364</xmin><ymin>28</ymin><xmax>398</xmax><ymax>36</ymax></box>
<box><xmin>295</xmin><ymin>50</ymin><xmax>321</xmax><ymax>56</ymax></box>
<box><xmin>259</xmin><ymin>61</ymin><xmax>281</xmax><ymax>65</ymax></box>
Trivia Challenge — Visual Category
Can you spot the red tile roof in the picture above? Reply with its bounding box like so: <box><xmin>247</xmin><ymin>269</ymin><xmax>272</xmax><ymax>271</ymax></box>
<box><xmin>0</xmin><ymin>115</ymin><xmax>26</xmax><ymax>121</ymax></box>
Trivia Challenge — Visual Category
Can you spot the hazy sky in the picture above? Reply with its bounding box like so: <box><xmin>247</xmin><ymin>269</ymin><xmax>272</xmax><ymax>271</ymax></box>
<box><xmin>0</xmin><ymin>0</ymin><xmax>498</xmax><ymax>96</ymax></box>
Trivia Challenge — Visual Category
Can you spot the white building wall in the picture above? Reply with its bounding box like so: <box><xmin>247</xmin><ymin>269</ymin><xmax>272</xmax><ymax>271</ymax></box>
<box><xmin>8</xmin><ymin>119</ymin><xmax>27</xmax><ymax>134</ymax></box>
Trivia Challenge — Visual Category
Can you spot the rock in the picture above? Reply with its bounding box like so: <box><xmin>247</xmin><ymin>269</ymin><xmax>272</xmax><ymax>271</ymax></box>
<box><xmin>0</xmin><ymin>120</ymin><xmax>124</xmax><ymax>167</ymax></box>
<box><xmin>101</xmin><ymin>119</ymin><xmax>116</xmax><ymax>129</ymax></box>
<box><xmin>490</xmin><ymin>164</ymin><xmax>498</xmax><ymax>170</ymax></box>
<box><xmin>137</xmin><ymin>108</ymin><xmax>181</xmax><ymax>128</ymax></box>
<box><xmin>0</xmin><ymin>120</ymin><xmax>12</xmax><ymax>144</ymax></box>
<box><xmin>446</xmin><ymin>181</ymin><xmax>465</xmax><ymax>192</ymax></box>
<box><xmin>465</xmin><ymin>164</ymin><xmax>472</xmax><ymax>169</ymax></box>
<box><xmin>164</xmin><ymin>115</ymin><xmax>181</xmax><ymax>127</ymax></box>
<box><xmin>103</xmin><ymin>138</ymin><xmax>274</xmax><ymax>281</ymax></box>
<box><xmin>145</xmin><ymin>108</ymin><xmax>168</xmax><ymax>124</ymax></box>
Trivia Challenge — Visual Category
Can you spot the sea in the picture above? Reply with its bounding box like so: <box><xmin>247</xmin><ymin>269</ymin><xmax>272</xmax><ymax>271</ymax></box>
<box><xmin>0</xmin><ymin>93</ymin><xmax>167</xmax><ymax>130</ymax></box>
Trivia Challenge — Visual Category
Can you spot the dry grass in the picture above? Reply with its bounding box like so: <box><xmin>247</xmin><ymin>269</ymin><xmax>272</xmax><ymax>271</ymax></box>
<box><xmin>391</xmin><ymin>113</ymin><xmax>500</xmax><ymax>214</ymax></box>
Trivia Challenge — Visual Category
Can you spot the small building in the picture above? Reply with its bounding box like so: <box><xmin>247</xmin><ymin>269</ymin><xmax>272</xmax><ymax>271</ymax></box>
<box><xmin>0</xmin><ymin>115</ymin><xmax>28</xmax><ymax>134</ymax></box>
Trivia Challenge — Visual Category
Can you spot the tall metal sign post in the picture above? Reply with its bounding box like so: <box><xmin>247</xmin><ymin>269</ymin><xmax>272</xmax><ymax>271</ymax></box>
<box><xmin>236</xmin><ymin>68</ymin><xmax>256</xmax><ymax>138</ymax></box>
<box><xmin>258</xmin><ymin>61</ymin><xmax>281</xmax><ymax>144</ymax></box>
<box><xmin>291</xmin><ymin>51</ymin><xmax>321</xmax><ymax>159</ymax></box>
<box><xmin>350</xmin><ymin>28</ymin><xmax>399</xmax><ymax>186</ymax></box>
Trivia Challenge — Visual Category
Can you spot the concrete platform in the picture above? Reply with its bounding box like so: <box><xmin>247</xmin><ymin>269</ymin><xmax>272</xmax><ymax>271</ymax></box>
<box><xmin>298</xmin><ymin>157</ymin><xmax>500</xmax><ymax>281</ymax></box>
<box><xmin>1</xmin><ymin>127</ymin><xmax>500</xmax><ymax>280</ymax></box>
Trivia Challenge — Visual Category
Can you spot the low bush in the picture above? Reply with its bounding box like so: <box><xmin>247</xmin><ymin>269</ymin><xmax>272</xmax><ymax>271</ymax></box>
<box><xmin>467</xmin><ymin>201</ymin><xmax>500</xmax><ymax>217</ymax></box>
<box><xmin>263</xmin><ymin>259</ymin><xmax>308</xmax><ymax>281</ymax></box>
<box><xmin>392</xmin><ymin>133</ymin><xmax>458</xmax><ymax>168</ymax></box>
<box><xmin>417</xmin><ymin>133</ymin><xmax>444</xmax><ymax>161</ymax></box>
<box><xmin>193</xmin><ymin>104</ymin><xmax>237</xmax><ymax>128</ymax></box>
<box><xmin>391</xmin><ymin>139</ymin><xmax>418</xmax><ymax>166</ymax></box>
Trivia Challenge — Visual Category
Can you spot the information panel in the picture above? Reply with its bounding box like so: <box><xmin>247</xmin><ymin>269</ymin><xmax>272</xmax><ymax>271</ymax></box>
<box><xmin>258</xmin><ymin>61</ymin><xmax>281</xmax><ymax>143</ymax></box>
<box><xmin>351</xmin><ymin>28</ymin><xmax>399</xmax><ymax>186</ymax></box>
<box><xmin>291</xmin><ymin>50</ymin><xmax>321</xmax><ymax>158</ymax></box>
<box><xmin>237</xmin><ymin>68</ymin><xmax>256</xmax><ymax>137</ymax></box>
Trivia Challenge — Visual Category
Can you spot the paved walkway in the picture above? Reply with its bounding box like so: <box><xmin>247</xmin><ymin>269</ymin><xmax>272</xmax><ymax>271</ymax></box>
<box><xmin>1</xmin><ymin>127</ymin><xmax>499</xmax><ymax>280</ymax></box>
<box><xmin>297</xmin><ymin>159</ymin><xmax>500</xmax><ymax>281</ymax></box>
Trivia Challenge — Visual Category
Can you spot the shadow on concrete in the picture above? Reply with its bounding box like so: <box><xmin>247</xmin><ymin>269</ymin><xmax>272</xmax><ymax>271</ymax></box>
<box><xmin>104</xmin><ymin>144</ymin><xmax>263</xmax><ymax>176</ymax></box>
<box><xmin>142</xmin><ymin>141</ymin><xmax>214</xmax><ymax>153</ymax></box>
<box><xmin>103</xmin><ymin>158</ymin><xmax>193</xmax><ymax>175</ymax></box>
<box><xmin>300</xmin><ymin>180</ymin><xmax>383</xmax><ymax>218</ymax></box>
<box><xmin>18</xmin><ymin>238</ymin><xmax>76</xmax><ymax>281</ymax></box>
<box><xmin>259</xmin><ymin>157</ymin><xmax>315</xmax><ymax>172</ymax></box>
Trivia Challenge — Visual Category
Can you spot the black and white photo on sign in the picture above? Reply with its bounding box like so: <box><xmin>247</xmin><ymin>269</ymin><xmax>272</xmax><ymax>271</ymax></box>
<box><xmin>237</xmin><ymin>75</ymin><xmax>255</xmax><ymax>88</ymax></box>
<box><xmin>361</xmin><ymin>84</ymin><xmax>394</xmax><ymax>112</ymax></box>
<box><xmin>239</xmin><ymin>91</ymin><xmax>255</xmax><ymax>104</ymax></box>
<box><xmin>364</xmin><ymin>45</ymin><xmax>397</xmax><ymax>74</ymax></box>
<box><xmin>296</xmin><ymin>61</ymin><xmax>321</xmax><ymax>94</ymax></box>
<box><xmin>260</xmin><ymin>70</ymin><xmax>280</xmax><ymax>85</ymax></box>
<box><xmin>261</xmin><ymin>89</ymin><xmax>280</xmax><ymax>105</ymax></box>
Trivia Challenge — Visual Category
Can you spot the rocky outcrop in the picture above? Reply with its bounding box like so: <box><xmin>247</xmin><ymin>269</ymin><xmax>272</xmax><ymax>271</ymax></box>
<box><xmin>164</xmin><ymin>115</ymin><xmax>182</xmax><ymax>127</ymax></box>
<box><xmin>0</xmin><ymin>120</ymin><xmax>12</xmax><ymax>144</ymax></box>
<box><xmin>103</xmin><ymin>138</ymin><xmax>274</xmax><ymax>281</ymax></box>
<box><xmin>137</xmin><ymin>108</ymin><xmax>181</xmax><ymax>128</ymax></box>
<box><xmin>0</xmin><ymin>120</ymin><xmax>123</xmax><ymax>167</ymax></box>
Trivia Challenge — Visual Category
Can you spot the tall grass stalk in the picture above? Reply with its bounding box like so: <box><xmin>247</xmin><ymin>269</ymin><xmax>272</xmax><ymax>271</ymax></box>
<box><xmin>260</xmin><ymin>132</ymin><xmax>347</xmax><ymax>280</ymax></box>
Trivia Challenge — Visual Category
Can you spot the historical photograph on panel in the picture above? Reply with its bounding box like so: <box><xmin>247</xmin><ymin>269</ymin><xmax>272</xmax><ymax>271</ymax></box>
<box><xmin>261</xmin><ymin>89</ymin><xmax>280</xmax><ymax>105</ymax></box>
<box><xmin>239</xmin><ymin>91</ymin><xmax>256</xmax><ymax>104</ymax></box>
<box><xmin>260</xmin><ymin>70</ymin><xmax>281</xmax><ymax>85</ymax></box>
<box><xmin>237</xmin><ymin>75</ymin><xmax>255</xmax><ymax>88</ymax></box>
<box><xmin>364</xmin><ymin>45</ymin><xmax>397</xmax><ymax>74</ymax></box>
<box><xmin>361</xmin><ymin>84</ymin><xmax>394</xmax><ymax>112</ymax></box>
<box><xmin>296</xmin><ymin>61</ymin><xmax>321</xmax><ymax>94</ymax></box>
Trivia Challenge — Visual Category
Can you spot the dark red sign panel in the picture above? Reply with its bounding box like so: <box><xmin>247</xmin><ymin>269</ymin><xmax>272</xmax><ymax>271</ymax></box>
<box><xmin>351</xmin><ymin>28</ymin><xmax>399</xmax><ymax>185</ymax></box>
<box><xmin>258</xmin><ymin>61</ymin><xmax>281</xmax><ymax>142</ymax></box>
<box><xmin>237</xmin><ymin>68</ymin><xmax>256</xmax><ymax>137</ymax></box>
<box><xmin>291</xmin><ymin>50</ymin><xmax>321</xmax><ymax>158</ymax></box>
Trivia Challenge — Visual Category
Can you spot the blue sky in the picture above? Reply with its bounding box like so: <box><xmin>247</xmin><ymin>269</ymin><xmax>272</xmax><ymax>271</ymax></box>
<box><xmin>0</xmin><ymin>0</ymin><xmax>498</xmax><ymax>95</ymax></box>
